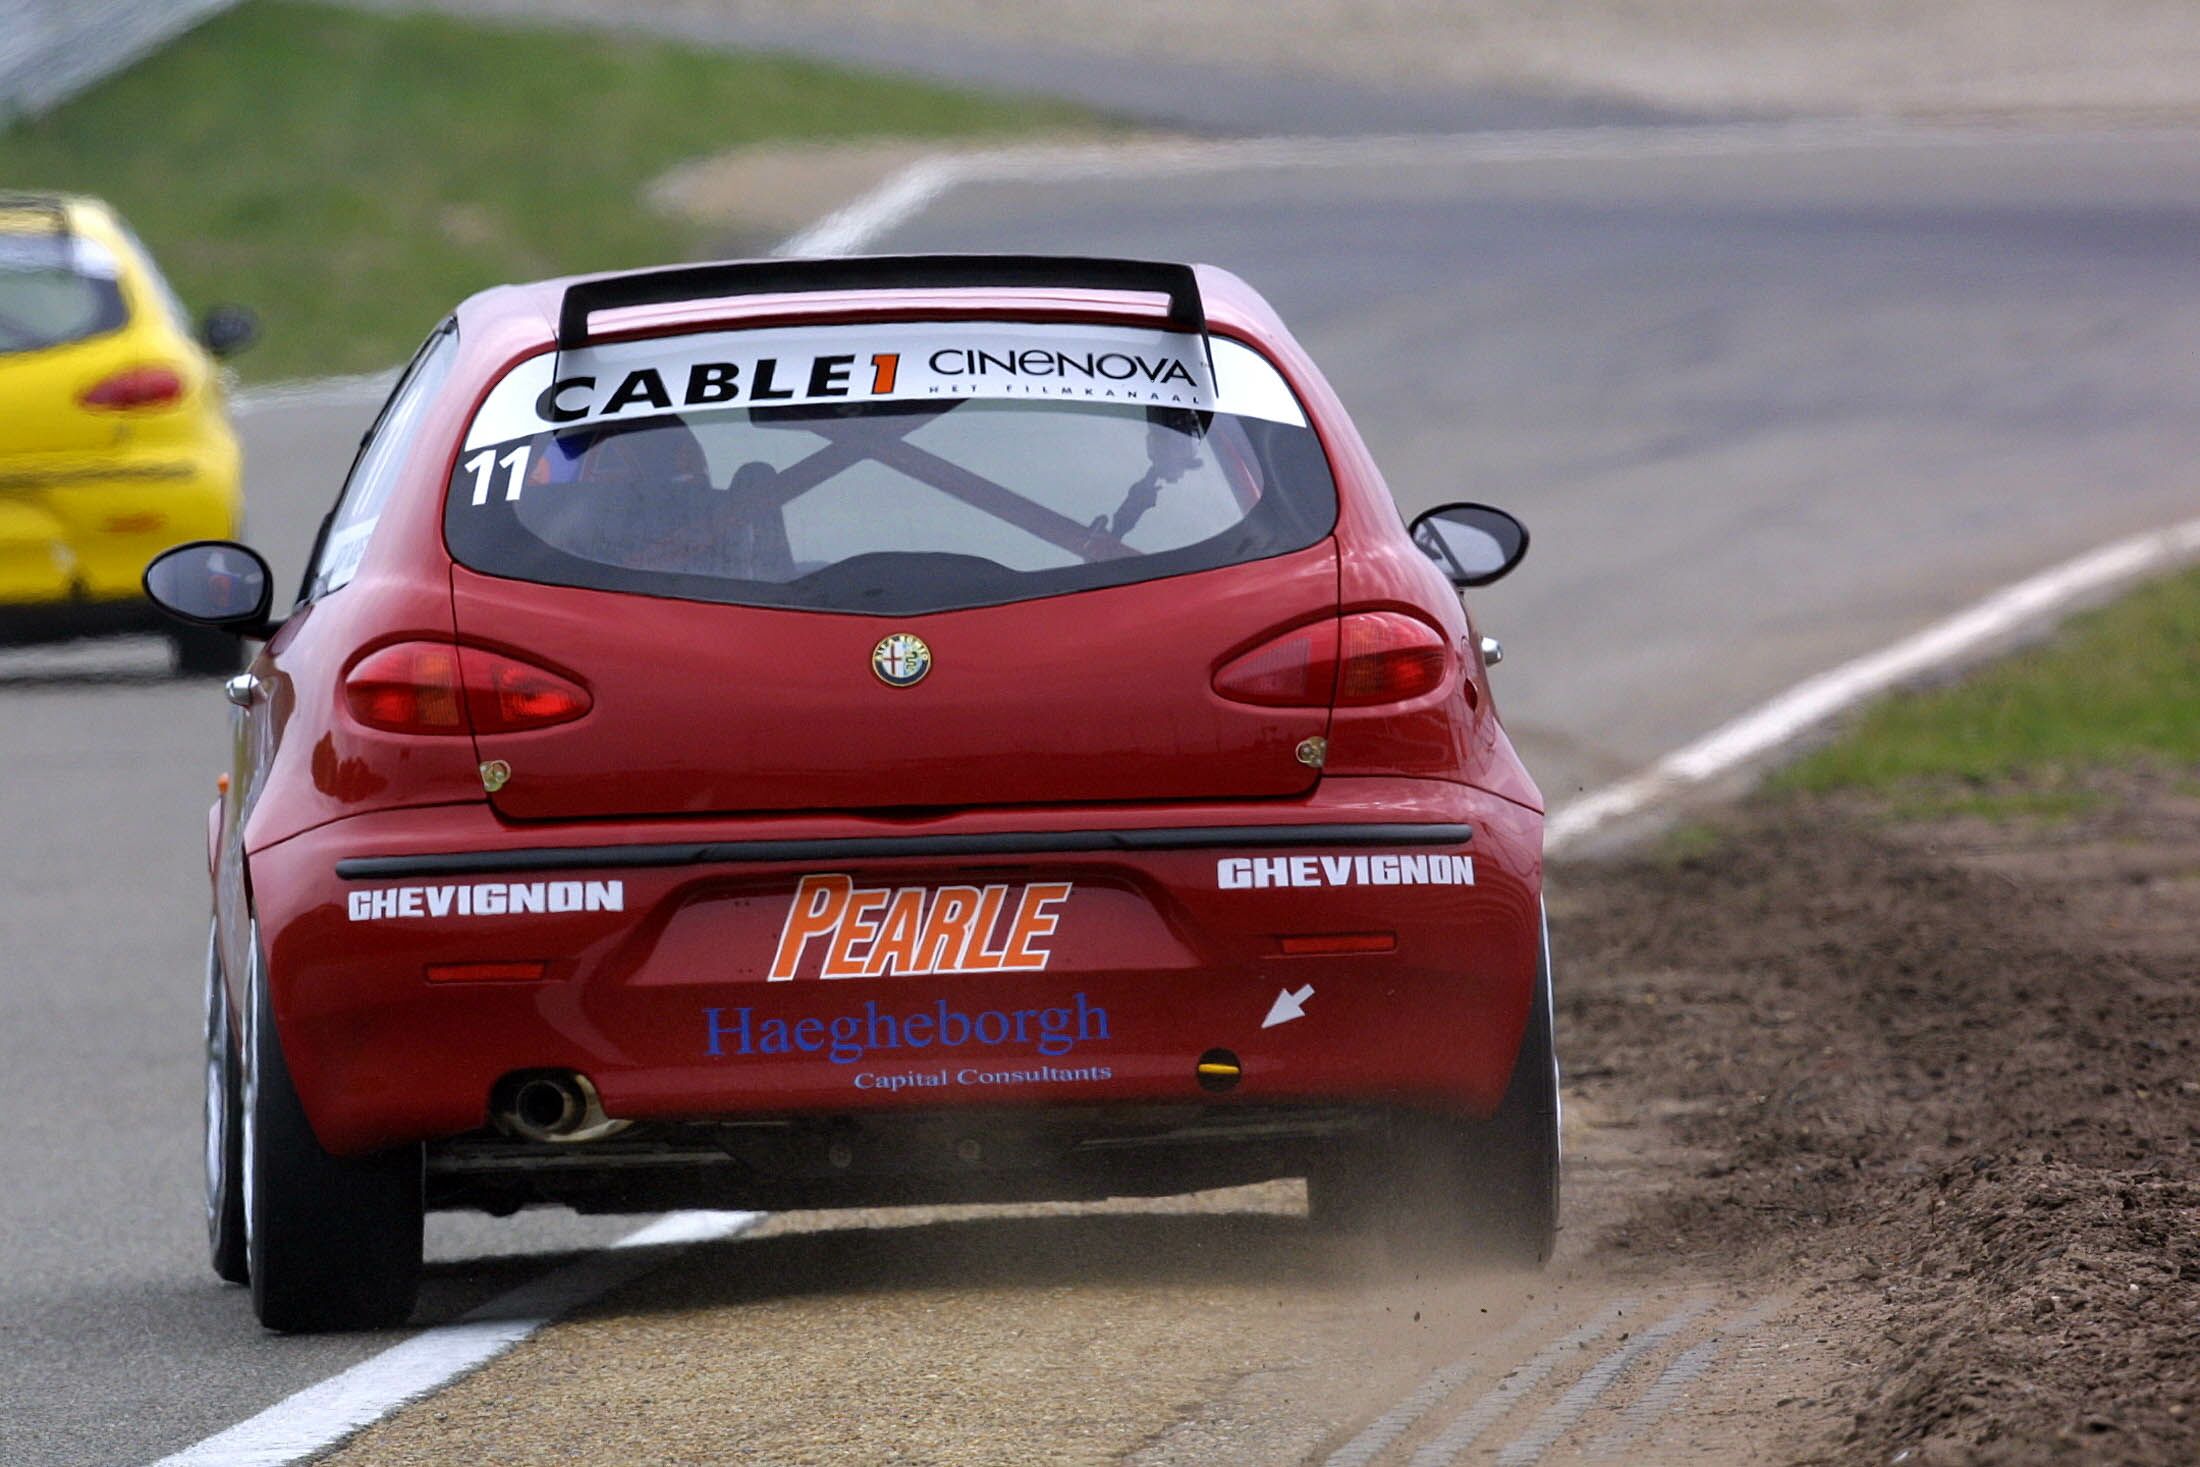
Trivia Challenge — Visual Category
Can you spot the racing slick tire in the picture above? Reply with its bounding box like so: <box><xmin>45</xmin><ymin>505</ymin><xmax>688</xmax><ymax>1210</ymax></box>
<box><xmin>203</xmin><ymin>921</ymin><xmax>248</xmax><ymax>1285</ymax></box>
<box><xmin>169</xmin><ymin>623</ymin><xmax>246</xmax><ymax>678</ymax></box>
<box><xmin>241</xmin><ymin>928</ymin><xmax>423</xmax><ymax>1331</ymax></box>
<box><xmin>1309</xmin><ymin>913</ymin><xmax>1560</xmax><ymax>1267</ymax></box>
<box><xmin>1440</xmin><ymin>915</ymin><xmax>1561</xmax><ymax>1267</ymax></box>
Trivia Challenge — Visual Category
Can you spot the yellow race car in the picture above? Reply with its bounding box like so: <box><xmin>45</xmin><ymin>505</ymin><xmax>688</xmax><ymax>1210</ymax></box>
<box><xmin>0</xmin><ymin>191</ymin><xmax>256</xmax><ymax>673</ymax></box>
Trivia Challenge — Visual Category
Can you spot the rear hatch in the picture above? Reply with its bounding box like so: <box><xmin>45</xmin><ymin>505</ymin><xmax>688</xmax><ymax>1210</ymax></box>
<box><xmin>442</xmin><ymin>319</ymin><xmax>1342</xmax><ymax>820</ymax></box>
<box><xmin>0</xmin><ymin>222</ymin><xmax>140</xmax><ymax>458</ymax></box>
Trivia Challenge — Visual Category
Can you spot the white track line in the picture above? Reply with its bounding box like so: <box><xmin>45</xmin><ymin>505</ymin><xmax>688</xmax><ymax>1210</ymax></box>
<box><xmin>1320</xmin><ymin>1306</ymin><xmax>1561</xmax><ymax>1467</ymax></box>
<box><xmin>1491</xmin><ymin>1299</ymin><xmax>1713</xmax><ymax>1466</ymax></box>
<box><xmin>1546</xmin><ymin>513</ymin><xmax>2200</xmax><ymax>851</ymax></box>
<box><xmin>1403</xmin><ymin>1301</ymin><xmax>1633</xmax><ymax>1467</ymax></box>
<box><xmin>149</xmin><ymin>1210</ymin><xmax>759</xmax><ymax>1467</ymax></box>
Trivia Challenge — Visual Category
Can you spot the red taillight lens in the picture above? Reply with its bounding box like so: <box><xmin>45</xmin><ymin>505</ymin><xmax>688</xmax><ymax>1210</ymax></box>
<box><xmin>1215</xmin><ymin>613</ymin><xmax>1449</xmax><ymax>708</ymax></box>
<box><xmin>1336</xmin><ymin>611</ymin><xmax>1449</xmax><ymax>705</ymax></box>
<box><xmin>343</xmin><ymin>642</ymin><xmax>590</xmax><ymax>735</ymax></box>
<box><xmin>458</xmin><ymin>646</ymin><xmax>591</xmax><ymax>733</ymax></box>
<box><xmin>345</xmin><ymin>642</ymin><xmax>466</xmax><ymax>733</ymax></box>
<box><xmin>1213</xmin><ymin>620</ymin><xmax>1338</xmax><ymax>706</ymax></box>
<box><xmin>79</xmin><ymin>365</ymin><xmax>185</xmax><ymax>410</ymax></box>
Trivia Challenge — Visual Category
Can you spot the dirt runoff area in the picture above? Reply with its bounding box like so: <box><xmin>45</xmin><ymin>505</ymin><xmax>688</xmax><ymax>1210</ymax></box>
<box><xmin>1556</xmin><ymin>768</ymin><xmax>2200</xmax><ymax>1463</ymax></box>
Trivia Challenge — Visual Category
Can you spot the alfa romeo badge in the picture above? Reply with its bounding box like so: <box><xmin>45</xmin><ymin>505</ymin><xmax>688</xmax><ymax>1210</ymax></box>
<box><xmin>872</xmin><ymin>632</ymin><xmax>932</xmax><ymax>687</ymax></box>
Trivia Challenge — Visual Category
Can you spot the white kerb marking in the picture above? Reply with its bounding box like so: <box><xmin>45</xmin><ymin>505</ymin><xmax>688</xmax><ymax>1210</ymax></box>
<box><xmin>149</xmin><ymin>1210</ymin><xmax>758</xmax><ymax>1467</ymax></box>
<box><xmin>775</xmin><ymin>154</ymin><xmax>972</xmax><ymax>258</ymax></box>
<box><xmin>1547</xmin><ymin>513</ymin><xmax>2200</xmax><ymax>852</ymax></box>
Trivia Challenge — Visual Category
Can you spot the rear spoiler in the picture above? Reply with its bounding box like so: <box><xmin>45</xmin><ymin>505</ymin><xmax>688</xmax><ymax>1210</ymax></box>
<box><xmin>0</xmin><ymin>191</ymin><xmax>73</xmax><ymax>239</ymax></box>
<box><xmin>556</xmin><ymin>254</ymin><xmax>1211</xmax><ymax>370</ymax></box>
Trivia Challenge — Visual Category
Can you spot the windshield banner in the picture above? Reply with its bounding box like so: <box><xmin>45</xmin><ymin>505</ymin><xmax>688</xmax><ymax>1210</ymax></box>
<box><xmin>463</xmin><ymin>322</ymin><xmax>1306</xmax><ymax>448</ymax></box>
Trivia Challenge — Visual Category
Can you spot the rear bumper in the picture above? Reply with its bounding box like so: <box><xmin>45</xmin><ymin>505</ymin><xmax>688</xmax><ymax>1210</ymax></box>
<box><xmin>424</xmin><ymin>1101</ymin><xmax>1385</xmax><ymax>1215</ymax></box>
<box><xmin>246</xmin><ymin>779</ymin><xmax>1544</xmax><ymax>1157</ymax></box>
<box><xmin>0</xmin><ymin>451</ymin><xmax>239</xmax><ymax>610</ymax></box>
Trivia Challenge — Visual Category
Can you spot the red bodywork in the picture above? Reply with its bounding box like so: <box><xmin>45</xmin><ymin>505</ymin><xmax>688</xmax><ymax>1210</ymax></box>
<box><xmin>212</xmin><ymin>265</ymin><xmax>1544</xmax><ymax>1209</ymax></box>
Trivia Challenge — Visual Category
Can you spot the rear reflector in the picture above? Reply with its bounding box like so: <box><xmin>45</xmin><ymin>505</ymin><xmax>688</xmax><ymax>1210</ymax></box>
<box><xmin>1214</xmin><ymin>612</ymin><xmax>1450</xmax><ymax>709</ymax></box>
<box><xmin>1277</xmin><ymin>932</ymin><xmax>1397</xmax><ymax>956</ymax></box>
<box><xmin>426</xmin><ymin>961</ymin><xmax>548</xmax><ymax>983</ymax></box>
<box><xmin>344</xmin><ymin>641</ymin><xmax>590</xmax><ymax>735</ymax></box>
<box><xmin>79</xmin><ymin>365</ymin><xmax>184</xmax><ymax>410</ymax></box>
<box><xmin>1211</xmin><ymin>619</ymin><xmax>1336</xmax><ymax>706</ymax></box>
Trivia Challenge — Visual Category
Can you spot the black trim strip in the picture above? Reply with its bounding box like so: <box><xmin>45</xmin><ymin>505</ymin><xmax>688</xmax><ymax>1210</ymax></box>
<box><xmin>335</xmin><ymin>822</ymin><xmax>1473</xmax><ymax>881</ymax></box>
<box><xmin>559</xmin><ymin>254</ymin><xmax>1205</xmax><ymax>349</ymax></box>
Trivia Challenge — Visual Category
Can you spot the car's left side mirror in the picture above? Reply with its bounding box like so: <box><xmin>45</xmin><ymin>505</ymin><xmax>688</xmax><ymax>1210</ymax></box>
<box><xmin>1408</xmin><ymin>502</ymin><xmax>1529</xmax><ymax>587</ymax></box>
<box><xmin>197</xmin><ymin>305</ymin><xmax>259</xmax><ymax>359</ymax></box>
<box><xmin>144</xmin><ymin>540</ymin><xmax>276</xmax><ymax>637</ymax></box>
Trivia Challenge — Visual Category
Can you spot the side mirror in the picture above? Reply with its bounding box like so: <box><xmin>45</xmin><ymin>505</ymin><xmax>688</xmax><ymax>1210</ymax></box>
<box><xmin>197</xmin><ymin>305</ymin><xmax>259</xmax><ymax>359</ymax></box>
<box><xmin>1408</xmin><ymin>502</ymin><xmax>1529</xmax><ymax>588</ymax></box>
<box><xmin>143</xmin><ymin>540</ymin><xmax>275</xmax><ymax>637</ymax></box>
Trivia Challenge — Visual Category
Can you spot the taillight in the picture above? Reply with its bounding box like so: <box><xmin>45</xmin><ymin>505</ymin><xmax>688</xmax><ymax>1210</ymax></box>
<box><xmin>458</xmin><ymin>646</ymin><xmax>591</xmax><ymax>733</ymax></box>
<box><xmin>1215</xmin><ymin>612</ymin><xmax>1449</xmax><ymax>708</ymax></box>
<box><xmin>344</xmin><ymin>642</ymin><xmax>590</xmax><ymax>735</ymax></box>
<box><xmin>1335</xmin><ymin>611</ymin><xmax>1449</xmax><ymax>705</ymax></box>
<box><xmin>346</xmin><ymin>643</ymin><xmax>466</xmax><ymax>733</ymax></box>
<box><xmin>79</xmin><ymin>365</ymin><xmax>184</xmax><ymax>410</ymax></box>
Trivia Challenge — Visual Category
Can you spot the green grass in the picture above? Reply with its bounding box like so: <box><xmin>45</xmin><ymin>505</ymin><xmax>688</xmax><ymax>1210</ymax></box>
<box><xmin>1650</xmin><ymin>820</ymin><xmax>1728</xmax><ymax>864</ymax></box>
<box><xmin>0</xmin><ymin>1</ymin><xmax>1094</xmax><ymax>379</ymax></box>
<box><xmin>1777</xmin><ymin>564</ymin><xmax>2200</xmax><ymax>798</ymax></box>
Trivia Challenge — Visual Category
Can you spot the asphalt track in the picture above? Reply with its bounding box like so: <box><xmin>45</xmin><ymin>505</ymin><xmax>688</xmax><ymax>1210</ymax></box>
<box><xmin>4</xmin><ymin>126</ymin><xmax>2200</xmax><ymax>1465</ymax></box>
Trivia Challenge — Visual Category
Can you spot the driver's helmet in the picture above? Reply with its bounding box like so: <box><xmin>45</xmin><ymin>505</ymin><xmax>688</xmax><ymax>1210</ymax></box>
<box><xmin>528</xmin><ymin>416</ymin><xmax>711</xmax><ymax>490</ymax></box>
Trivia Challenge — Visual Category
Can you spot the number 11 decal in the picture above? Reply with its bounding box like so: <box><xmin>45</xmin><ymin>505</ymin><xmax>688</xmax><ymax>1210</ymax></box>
<box><xmin>464</xmin><ymin>444</ymin><xmax>533</xmax><ymax>506</ymax></box>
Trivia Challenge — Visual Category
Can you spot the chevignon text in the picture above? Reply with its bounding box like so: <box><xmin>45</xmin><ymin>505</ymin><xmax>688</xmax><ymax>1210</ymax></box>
<box><xmin>346</xmin><ymin>880</ymin><xmax>624</xmax><ymax>921</ymax></box>
<box><xmin>1215</xmin><ymin>854</ymin><xmax>1474</xmax><ymax>889</ymax></box>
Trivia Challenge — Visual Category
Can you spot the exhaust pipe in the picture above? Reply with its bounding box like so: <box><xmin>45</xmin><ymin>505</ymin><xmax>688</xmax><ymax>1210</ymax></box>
<box><xmin>491</xmin><ymin>1070</ymin><xmax>629</xmax><ymax>1144</ymax></box>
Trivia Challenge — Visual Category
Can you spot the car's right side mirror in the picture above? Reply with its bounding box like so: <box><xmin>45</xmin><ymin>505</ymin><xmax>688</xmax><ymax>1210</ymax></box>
<box><xmin>197</xmin><ymin>305</ymin><xmax>259</xmax><ymax>359</ymax></box>
<box><xmin>1408</xmin><ymin>503</ymin><xmax>1530</xmax><ymax>587</ymax></box>
<box><xmin>143</xmin><ymin>540</ymin><xmax>276</xmax><ymax>637</ymax></box>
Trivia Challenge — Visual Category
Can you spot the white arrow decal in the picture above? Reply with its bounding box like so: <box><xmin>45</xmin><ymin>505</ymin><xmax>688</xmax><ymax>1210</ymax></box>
<box><xmin>1262</xmin><ymin>984</ymin><xmax>1315</xmax><ymax>1029</ymax></box>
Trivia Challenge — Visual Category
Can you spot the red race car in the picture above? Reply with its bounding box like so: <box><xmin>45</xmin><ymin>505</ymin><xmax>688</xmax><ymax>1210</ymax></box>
<box><xmin>145</xmin><ymin>255</ymin><xmax>1551</xmax><ymax>1332</ymax></box>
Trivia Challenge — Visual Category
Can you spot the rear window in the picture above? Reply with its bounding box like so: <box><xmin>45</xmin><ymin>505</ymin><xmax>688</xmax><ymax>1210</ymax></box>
<box><xmin>445</xmin><ymin>322</ymin><xmax>1336</xmax><ymax>615</ymax></box>
<box><xmin>0</xmin><ymin>234</ymin><xmax>128</xmax><ymax>356</ymax></box>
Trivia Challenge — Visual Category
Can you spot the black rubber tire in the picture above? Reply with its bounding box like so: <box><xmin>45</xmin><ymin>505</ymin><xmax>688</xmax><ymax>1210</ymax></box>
<box><xmin>242</xmin><ymin>931</ymin><xmax>423</xmax><ymax>1332</ymax></box>
<box><xmin>169</xmin><ymin>623</ymin><xmax>246</xmax><ymax>678</ymax></box>
<box><xmin>203</xmin><ymin>922</ymin><xmax>249</xmax><ymax>1285</ymax></box>
<box><xmin>1350</xmin><ymin>911</ymin><xmax>1561</xmax><ymax>1267</ymax></box>
<box><xmin>1448</xmin><ymin>915</ymin><xmax>1561</xmax><ymax>1266</ymax></box>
